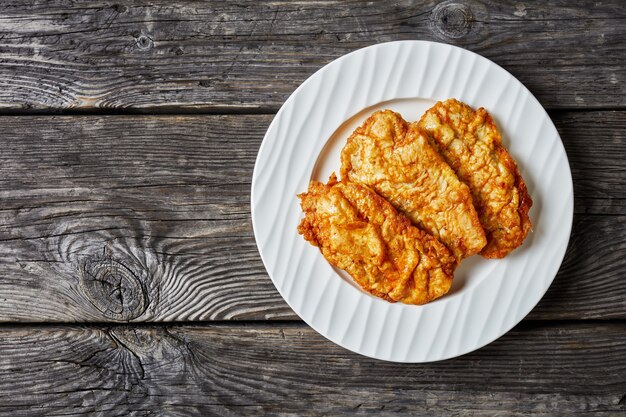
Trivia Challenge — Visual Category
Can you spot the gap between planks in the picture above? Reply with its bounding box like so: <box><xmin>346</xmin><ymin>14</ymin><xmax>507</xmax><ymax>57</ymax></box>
<box><xmin>0</xmin><ymin>106</ymin><xmax>623</xmax><ymax>117</ymax></box>
<box><xmin>0</xmin><ymin>319</ymin><xmax>624</xmax><ymax>329</ymax></box>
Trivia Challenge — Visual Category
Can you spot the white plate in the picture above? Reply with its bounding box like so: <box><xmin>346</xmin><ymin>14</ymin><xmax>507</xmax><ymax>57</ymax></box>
<box><xmin>251</xmin><ymin>41</ymin><xmax>573</xmax><ymax>362</ymax></box>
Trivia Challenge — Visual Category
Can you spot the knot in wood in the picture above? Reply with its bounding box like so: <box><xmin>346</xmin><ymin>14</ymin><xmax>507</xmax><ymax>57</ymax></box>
<box><xmin>112</xmin><ymin>4</ymin><xmax>127</xmax><ymax>13</ymax></box>
<box><xmin>80</xmin><ymin>258</ymin><xmax>148</xmax><ymax>321</ymax></box>
<box><xmin>431</xmin><ymin>2</ymin><xmax>473</xmax><ymax>39</ymax></box>
<box><xmin>135</xmin><ymin>35</ymin><xmax>153</xmax><ymax>51</ymax></box>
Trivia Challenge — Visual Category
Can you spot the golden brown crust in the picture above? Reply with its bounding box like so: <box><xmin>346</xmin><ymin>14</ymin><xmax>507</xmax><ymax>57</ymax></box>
<box><xmin>418</xmin><ymin>99</ymin><xmax>533</xmax><ymax>258</ymax></box>
<box><xmin>340</xmin><ymin>110</ymin><xmax>486</xmax><ymax>261</ymax></box>
<box><xmin>298</xmin><ymin>175</ymin><xmax>455</xmax><ymax>305</ymax></box>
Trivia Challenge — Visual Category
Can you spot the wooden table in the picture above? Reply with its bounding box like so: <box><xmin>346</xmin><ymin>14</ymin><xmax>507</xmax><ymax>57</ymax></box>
<box><xmin>0</xmin><ymin>1</ymin><xmax>624</xmax><ymax>415</ymax></box>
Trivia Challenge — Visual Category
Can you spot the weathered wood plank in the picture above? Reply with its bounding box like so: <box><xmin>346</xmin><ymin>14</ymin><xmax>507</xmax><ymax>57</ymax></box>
<box><xmin>530</xmin><ymin>215</ymin><xmax>626</xmax><ymax>319</ymax></box>
<box><xmin>552</xmin><ymin>110</ymin><xmax>626</xmax><ymax>215</ymax></box>
<box><xmin>0</xmin><ymin>113</ymin><xmax>624</xmax><ymax>322</ymax></box>
<box><xmin>0</xmin><ymin>322</ymin><xmax>624</xmax><ymax>416</ymax></box>
<box><xmin>0</xmin><ymin>0</ymin><xmax>623</xmax><ymax>112</ymax></box>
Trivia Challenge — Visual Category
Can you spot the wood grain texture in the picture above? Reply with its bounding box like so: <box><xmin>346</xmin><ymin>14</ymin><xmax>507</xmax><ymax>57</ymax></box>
<box><xmin>0</xmin><ymin>322</ymin><xmax>624</xmax><ymax>416</ymax></box>
<box><xmin>0</xmin><ymin>0</ymin><xmax>623</xmax><ymax>112</ymax></box>
<box><xmin>0</xmin><ymin>113</ymin><xmax>623</xmax><ymax>322</ymax></box>
<box><xmin>552</xmin><ymin>110</ymin><xmax>626</xmax><ymax>215</ymax></box>
<box><xmin>530</xmin><ymin>215</ymin><xmax>626</xmax><ymax>319</ymax></box>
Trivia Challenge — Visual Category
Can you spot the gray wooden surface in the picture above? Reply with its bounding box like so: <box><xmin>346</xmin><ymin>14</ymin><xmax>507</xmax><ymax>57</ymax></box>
<box><xmin>0</xmin><ymin>0</ymin><xmax>624</xmax><ymax>112</ymax></box>
<box><xmin>0</xmin><ymin>323</ymin><xmax>625</xmax><ymax>416</ymax></box>
<box><xmin>0</xmin><ymin>1</ymin><xmax>624</xmax><ymax>415</ymax></box>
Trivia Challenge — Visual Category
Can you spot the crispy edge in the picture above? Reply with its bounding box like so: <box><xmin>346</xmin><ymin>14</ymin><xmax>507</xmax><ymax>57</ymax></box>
<box><xmin>479</xmin><ymin>108</ymin><xmax>533</xmax><ymax>258</ymax></box>
<box><xmin>421</xmin><ymin>99</ymin><xmax>533</xmax><ymax>258</ymax></box>
<box><xmin>339</xmin><ymin>109</ymin><xmax>408</xmax><ymax>181</ymax></box>
<box><xmin>342</xmin><ymin>180</ymin><xmax>456</xmax><ymax>277</ymax></box>
<box><xmin>342</xmin><ymin>180</ymin><xmax>455</xmax><ymax>303</ymax></box>
<box><xmin>340</xmin><ymin>109</ymin><xmax>486</xmax><ymax>260</ymax></box>
<box><xmin>405</xmin><ymin>122</ymin><xmax>487</xmax><ymax>260</ymax></box>
<box><xmin>296</xmin><ymin>174</ymin><xmax>340</xmax><ymax>248</ymax></box>
<box><xmin>297</xmin><ymin>175</ymin><xmax>455</xmax><ymax>304</ymax></box>
<box><xmin>297</xmin><ymin>176</ymin><xmax>398</xmax><ymax>302</ymax></box>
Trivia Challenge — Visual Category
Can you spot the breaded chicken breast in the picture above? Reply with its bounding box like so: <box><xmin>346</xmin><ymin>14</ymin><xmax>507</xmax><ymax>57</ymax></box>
<box><xmin>298</xmin><ymin>175</ymin><xmax>455</xmax><ymax>305</ymax></box>
<box><xmin>340</xmin><ymin>110</ymin><xmax>486</xmax><ymax>261</ymax></box>
<box><xmin>418</xmin><ymin>99</ymin><xmax>532</xmax><ymax>258</ymax></box>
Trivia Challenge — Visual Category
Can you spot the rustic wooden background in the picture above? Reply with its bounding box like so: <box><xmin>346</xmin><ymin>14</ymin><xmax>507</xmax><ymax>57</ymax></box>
<box><xmin>0</xmin><ymin>1</ymin><xmax>624</xmax><ymax>415</ymax></box>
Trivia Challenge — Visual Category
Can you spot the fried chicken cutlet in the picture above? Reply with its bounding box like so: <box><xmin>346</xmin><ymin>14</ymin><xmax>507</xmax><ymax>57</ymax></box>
<box><xmin>418</xmin><ymin>99</ymin><xmax>532</xmax><ymax>258</ymax></box>
<box><xmin>340</xmin><ymin>110</ymin><xmax>486</xmax><ymax>261</ymax></box>
<box><xmin>298</xmin><ymin>175</ymin><xmax>455</xmax><ymax>305</ymax></box>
